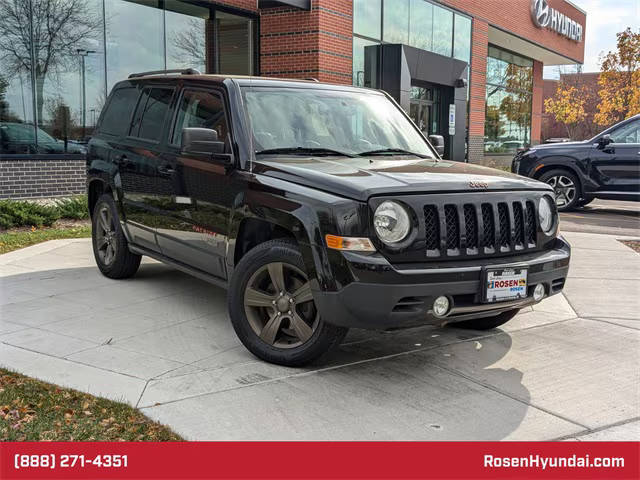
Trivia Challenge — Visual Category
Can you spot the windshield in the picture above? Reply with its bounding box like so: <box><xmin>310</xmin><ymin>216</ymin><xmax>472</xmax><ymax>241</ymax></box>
<box><xmin>241</xmin><ymin>87</ymin><xmax>435</xmax><ymax>159</ymax></box>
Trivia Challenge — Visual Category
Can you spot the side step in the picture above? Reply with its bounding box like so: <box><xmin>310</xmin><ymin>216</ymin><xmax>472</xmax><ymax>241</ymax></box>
<box><xmin>128</xmin><ymin>244</ymin><xmax>229</xmax><ymax>290</ymax></box>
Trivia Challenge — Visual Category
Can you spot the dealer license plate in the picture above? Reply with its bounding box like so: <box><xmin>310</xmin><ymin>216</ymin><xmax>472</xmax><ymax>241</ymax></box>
<box><xmin>485</xmin><ymin>268</ymin><xmax>528</xmax><ymax>303</ymax></box>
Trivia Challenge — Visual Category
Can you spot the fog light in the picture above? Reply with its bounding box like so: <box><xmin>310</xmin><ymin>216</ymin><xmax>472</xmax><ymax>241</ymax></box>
<box><xmin>533</xmin><ymin>284</ymin><xmax>546</xmax><ymax>302</ymax></box>
<box><xmin>433</xmin><ymin>296</ymin><xmax>450</xmax><ymax>317</ymax></box>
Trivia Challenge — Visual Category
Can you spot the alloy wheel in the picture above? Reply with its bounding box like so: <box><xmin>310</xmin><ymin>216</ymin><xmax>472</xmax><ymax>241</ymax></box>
<box><xmin>243</xmin><ymin>262</ymin><xmax>318</xmax><ymax>349</ymax></box>
<box><xmin>546</xmin><ymin>175</ymin><xmax>576</xmax><ymax>207</ymax></box>
<box><xmin>95</xmin><ymin>205</ymin><xmax>117</xmax><ymax>265</ymax></box>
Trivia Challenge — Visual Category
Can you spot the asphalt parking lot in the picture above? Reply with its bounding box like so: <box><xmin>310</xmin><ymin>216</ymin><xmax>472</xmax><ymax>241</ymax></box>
<box><xmin>560</xmin><ymin>199</ymin><xmax>639</xmax><ymax>236</ymax></box>
<box><xmin>1</xmin><ymin>206</ymin><xmax>639</xmax><ymax>441</ymax></box>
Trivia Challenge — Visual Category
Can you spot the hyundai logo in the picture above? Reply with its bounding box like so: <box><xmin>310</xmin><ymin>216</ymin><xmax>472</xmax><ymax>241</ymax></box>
<box><xmin>531</xmin><ymin>0</ymin><xmax>551</xmax><ymax>28</ymax></box>
<box><xmin>530</xmin><ymin>0</ymin><xmax>583</xmax><ymax>42</ymax></box>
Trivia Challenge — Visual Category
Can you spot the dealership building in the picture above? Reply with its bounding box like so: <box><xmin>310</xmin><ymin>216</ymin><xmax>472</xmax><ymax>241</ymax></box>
<box><xmin>1</xmin><ymin>0</ymin><xmax>586</xmax><ymax>197</ymax></box>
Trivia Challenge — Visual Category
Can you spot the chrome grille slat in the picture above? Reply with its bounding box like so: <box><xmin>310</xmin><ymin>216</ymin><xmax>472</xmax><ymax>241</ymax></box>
<box><xmin>423</xmin><ymin>198</ymin><xmax>538</xmax><ymax>259</ymax></box>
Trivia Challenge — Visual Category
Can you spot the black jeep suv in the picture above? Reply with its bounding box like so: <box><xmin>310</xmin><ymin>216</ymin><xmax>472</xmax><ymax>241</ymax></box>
<box><xmin>512</xmin><ymin>114</ymin><xmax>640</xmax><ymax>211</ymax></box>
<box><xmin>87</xmin><ymin>70</ymin><xmax>570</xmax><ymax>366</ymax></box>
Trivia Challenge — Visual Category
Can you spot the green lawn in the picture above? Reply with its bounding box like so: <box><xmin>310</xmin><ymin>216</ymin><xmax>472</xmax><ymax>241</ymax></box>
<box><xmin>0</xmin><ymin>369</ymin><xmax>183</xmax><ymax>441</ymax></box>
<box><xmin>0</xmin><ymin>225</ymin><xmax>92</xmax><ymax>254</ymax></box>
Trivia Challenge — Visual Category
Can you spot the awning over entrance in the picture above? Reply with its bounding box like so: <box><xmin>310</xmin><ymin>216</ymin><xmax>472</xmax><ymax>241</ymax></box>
<box><xmin>488</xmin><ymin>26</ymin><xmax>581</xmax><ymax>65</ymax></box>
<box><xmin>258</xmin><ymin>0</ymin><xmax>311</xmax><ymax>9</ymax></box>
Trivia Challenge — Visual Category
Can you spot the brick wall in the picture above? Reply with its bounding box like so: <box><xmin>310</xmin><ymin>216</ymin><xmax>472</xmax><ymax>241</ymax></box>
<box><xmin>531</xmin><ymin>59</ymin><xmax>544</xmax><ymax>145</ymax></box>
<box><xmin>0</xmin><ymin>157</ymin><xmax>85</xmax><ymax>199</ymax></box>
<box><xmin>468</xmin><ymin>18</ymin><xmax>489</xmax><ymax>163</ymax></box>
<box><xmin>260</xmin><ymin>0</ymin><xmax>352</xmax><ymax>84</ymax></box>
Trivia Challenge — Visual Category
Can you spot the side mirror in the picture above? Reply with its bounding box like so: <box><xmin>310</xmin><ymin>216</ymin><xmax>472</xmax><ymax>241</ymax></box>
<box><xmin>182</xmin><ymin>127</ymin><xmax>226</xmax><ymax>155</ymax></box>
<box><xmin>428</xmin><ymin>135</ymin><xmax>445</xmax><ymax>156</ymax></box>
<box><xmin>598</xmin><ymin>134</ymin><xmax>613</xmax><ymax>149</ymax></box>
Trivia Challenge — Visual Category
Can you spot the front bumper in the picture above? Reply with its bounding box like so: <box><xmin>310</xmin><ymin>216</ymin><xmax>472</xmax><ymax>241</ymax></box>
<box><xmin>313</xmin><ymin>236</ymin><xmax>571</xmax><ymax>330</ymax></box>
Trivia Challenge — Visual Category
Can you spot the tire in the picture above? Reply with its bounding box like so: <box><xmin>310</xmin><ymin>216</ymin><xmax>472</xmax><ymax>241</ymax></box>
<box><xmin>92</xmin><ymin>194</ymin><xmax>141</xmax><ymax>279</ymax></box>
<box><xmin>228</xmin><ymin>239</ymin><xmax>348</xmax><ymax>367</ymax></box>
<box><xmin>538</xmin><ymin>169</ymin><xmax>581</xmax><ymax>211</ymax></box>
<box><xmin>447</xmin><ymin>309</ymin><xmax>520</xmax><ymax>331</ymax></box>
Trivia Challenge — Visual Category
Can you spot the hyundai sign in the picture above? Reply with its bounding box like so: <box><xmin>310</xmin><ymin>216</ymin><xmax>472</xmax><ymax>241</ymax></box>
<box><xmin>531</xmin><ymin>0</ymin><xmax>583</xmax><ymax>42</ymax></box>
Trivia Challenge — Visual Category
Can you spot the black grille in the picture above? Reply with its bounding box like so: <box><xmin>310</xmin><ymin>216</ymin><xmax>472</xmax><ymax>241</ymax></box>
<box><xmin>498</xmin><ymin>203</ymin><xmax>510</xmax><ymax>247</ymax></box>
<box><xmin>513</xmin><ymin>202</ymin><xmax>525</xmax><ymax>246</ymax></box>
<box><xmin>525</xmin><ymin>201</ymin><xmax>536</xmax><ymax>244</ymax></box>
<box><xmin>481</xmin><ymin>204</ymin><xmax>495</xmax><ymax>248</ymax></box>
<box><xmin>463</xmin><ymin>204</ymin><xmax>478</xmax><ymax>249</ymax></box>
<box><xmin>422</xmin><ymin>198</ymin><xmax>538</xmax><ymax>259</ymax></box>
<box><xmin>444</xmin><ymin>205</ymin><xmax>459</xmax><ymax>250</ymax></box>
<box><xmin>424</xmin><ymin>205</ymin><xmax>440</xmax><ymax>250</ymax></box>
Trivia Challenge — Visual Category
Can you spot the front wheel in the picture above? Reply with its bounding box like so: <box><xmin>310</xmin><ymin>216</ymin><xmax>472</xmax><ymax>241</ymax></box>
<box><xmin>447</xmin><ymin>309</ymin><xmax>520</xmax><ymax>330</ymax></box>
<box><xmin>539</xmin><ymin>169</ymin><xmax>581</xmax><ymax>211</ymax></box>
<box><xmin>228</xmin><ymin>239</ymin><xmax>348</xmax><ymax>367</ymax></box>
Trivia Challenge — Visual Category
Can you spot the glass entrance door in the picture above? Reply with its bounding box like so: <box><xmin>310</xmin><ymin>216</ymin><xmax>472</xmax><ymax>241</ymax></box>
<box><xmin>409</xmin><ymin>85</ymin><xmax>440</xmax><ymax>136</ymax></box>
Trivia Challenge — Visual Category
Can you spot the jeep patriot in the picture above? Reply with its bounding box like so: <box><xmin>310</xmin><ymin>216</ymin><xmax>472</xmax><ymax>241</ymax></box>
<box><xmin>87</xmin><ymin>69</ymin><xmax>571</xmax><ymax>366</ymax></box>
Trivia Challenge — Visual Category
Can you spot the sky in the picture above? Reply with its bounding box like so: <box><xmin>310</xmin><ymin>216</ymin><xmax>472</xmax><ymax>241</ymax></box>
<box><xmin>544</xmin><ymin>0</ymin><xmax>640</xmax><ymax>78</ymax></box>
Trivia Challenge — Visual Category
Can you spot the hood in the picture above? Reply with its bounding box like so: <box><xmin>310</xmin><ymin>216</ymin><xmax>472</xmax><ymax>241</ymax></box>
<box><xmin>525</xmin><ymin>140</ymin><xmax>591</xmax><ymax>154</ymax></box>
<box><xmin>253</xmin><ymin>156</ymin><xmax>551</xmax><ymax>201</ymax></box>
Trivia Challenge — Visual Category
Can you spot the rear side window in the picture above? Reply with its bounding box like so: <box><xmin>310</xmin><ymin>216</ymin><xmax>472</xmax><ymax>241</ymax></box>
<box><xmin>130</xmin><ymin>87</ymin><xmax>174</xmax><ymax>142</ymax></box>
<box><xmin>98</xmin><ymin>87</ymin><xmax>139</xmax><ymax>136</ymax></box>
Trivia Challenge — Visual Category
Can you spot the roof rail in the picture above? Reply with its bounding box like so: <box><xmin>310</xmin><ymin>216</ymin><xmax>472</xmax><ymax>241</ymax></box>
<box><xmin>304</xmin><ymin>77</ymin><xmax>319</xmax><ymax>82</ymax></box>
<box><xmin>128</xmin><ymin>68</ymin><xmax>201</xmax><ymax>79</ymax></box>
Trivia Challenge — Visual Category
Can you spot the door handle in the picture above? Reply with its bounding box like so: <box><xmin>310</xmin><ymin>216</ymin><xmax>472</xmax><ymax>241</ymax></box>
<box><xmin>157</xmin><ymin>164</ymin><xmax>175</xmax><ymax>175</ymax></box>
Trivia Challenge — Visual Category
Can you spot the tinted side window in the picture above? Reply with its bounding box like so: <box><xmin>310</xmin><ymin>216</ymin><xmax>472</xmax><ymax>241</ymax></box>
<box><xmin>130</xmin><ymin>88</ymin><xmax>174</xmax><ymax>142</ymax></box>
<box><xmin>99</xmin><ymin>87</ymin><xmax>139</xmax><ymax>136</ymax></box>
<box><xmin>610</xmin><ymin>120</ymin><xmax>640</xmax><ymax>144</ymax></box>
<box><xmin>172</xmin><ymin>90</ymin><xmax>230</xmax><ymax>149</ymax></box>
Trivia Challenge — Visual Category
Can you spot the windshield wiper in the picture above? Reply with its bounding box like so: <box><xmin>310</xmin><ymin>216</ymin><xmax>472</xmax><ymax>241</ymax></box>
<box><xmin>255</xmin><ymin>147</ymin><xmax>356</xmax><ymax>158</ymax></box>
<box><xmin>358</xmin><ymin>148</ymin><xmax>431</xmax><ymax>159</ymax></box>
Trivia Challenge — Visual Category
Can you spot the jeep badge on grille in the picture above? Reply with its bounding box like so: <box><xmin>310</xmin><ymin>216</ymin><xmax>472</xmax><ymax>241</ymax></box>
<box><xmin>469</xmin><ymin>181</ymin><xmax>489</xmax><ymax>189</ymax></box>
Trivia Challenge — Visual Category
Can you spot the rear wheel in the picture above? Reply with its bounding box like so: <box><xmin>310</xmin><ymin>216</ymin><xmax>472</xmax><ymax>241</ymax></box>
<box><xmin>92</xmin><ymin>194</ymin><xmax>141</xmax><ymax>279</ymax></box>
<box><xmin>539</xmin><ymin>169</ymin><xmax>581</xmax><ymax>211</ymax></box>
<box><xmin>447</xmin><ymin>309</ymin><xmax>520</xmax><ymax>330</ymax></box>
<box><xmin>228</xmin><ymin>239</ymin><xmax>348</xmax><ymax>366</ymax></box>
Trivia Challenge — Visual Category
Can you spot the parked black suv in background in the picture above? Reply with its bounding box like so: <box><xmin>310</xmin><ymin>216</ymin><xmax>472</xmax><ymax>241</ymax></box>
<box><xmin>87</xmin><ymin>70</ymin><xmax>570</xmax><ymax>366</ymax></box>
<box><xmin>512</xmin><ymin>114</ymin><xmax>640</xmax><ymax>211</ymax></box>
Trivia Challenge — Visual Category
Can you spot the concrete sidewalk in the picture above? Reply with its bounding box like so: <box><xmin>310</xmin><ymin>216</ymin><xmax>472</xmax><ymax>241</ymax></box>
<box><xmin>1</xmin><ymin>232</ymin><xmax>639</xmax><ymax>440</ymax></box>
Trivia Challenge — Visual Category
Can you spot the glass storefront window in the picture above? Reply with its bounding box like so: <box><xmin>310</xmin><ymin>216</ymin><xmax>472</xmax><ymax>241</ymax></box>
<box><xmin>0</xmin><ymin>0</ymin><xmax>255</xmax><ymax>157</ymax></box>
<box><xmin>383</xmin><ymin>0</ymin><xmax>409</xmax><ymax>44</ymax></box>
<box><xmin>432</xmin><ymin>5</ymin><xmax>453</xmax><ymax>56</ymax></box>
<box><xmin>0</xmin><ymin>0</ymin><xmax>105</xmax><ymax>153</ymax></box>
<box><xmin>216</xmin><ymin>11</ymin><xmax>254</xmax><ymax>75</ymax></box>
<box><xmin>408</xmin><ymin>0</ymin><xmax>433</xmax><ymax>51</ymax></box>
<box><xmin>354</xmin><ymin>0</ymin><xmax>381</xmax><ymax>40</ymax></box>
<box><xmin>166</xmin><ymin>2</ymin><xmax>209</xmax><ymax>73</ymax></box>
<box><xmin>485</xmin><ymin>46</ymin><xmax>533</xmax><ymax>154</ymax></box>
<box><xmin>106</xmin><ymin>0</ymin><xmax>165</xmax><ymax>93</ymax></box>
<box><xmin>453</xmin><ymin>14</ymin><xmax>471</xmax><ymax>62</ymax></box>
<box><xmin>353</xmin><ymin>37</ymin><xmax>379</xmax><ymax>87</ymax></box>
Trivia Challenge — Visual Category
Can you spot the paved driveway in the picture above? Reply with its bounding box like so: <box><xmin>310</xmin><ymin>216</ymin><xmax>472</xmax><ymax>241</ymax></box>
<box><xmin>1</xmin><ymin>231</ymin><xmax>639</xmax><ymax>440</ymax></box>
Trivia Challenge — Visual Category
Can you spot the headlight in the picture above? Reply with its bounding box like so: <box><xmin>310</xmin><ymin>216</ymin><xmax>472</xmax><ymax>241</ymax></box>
<box><xmin>374</xmin><ymin>201</ymin><xmax>411</xmax><ymax>245</ymax></box>
<box><xmin>538</xmin><ymin>196</ymin><xmax>556</xmax><ymax>235</ymax></box>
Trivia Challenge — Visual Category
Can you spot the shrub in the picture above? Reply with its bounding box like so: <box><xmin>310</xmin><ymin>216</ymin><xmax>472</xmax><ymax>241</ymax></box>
<box><xmin>0</xmin><ymin>200</ymin><xmax>60</xmax><ymax>229</ymax></box>
<box><xmin>54</xmin><ymin>196</ymin><xmax>89</xmax><ymax>220</ymax></box>
<box><xmin>0</xmin><ymin>195</ymin><xmax>89</xmax><ymax>230</ymax></box>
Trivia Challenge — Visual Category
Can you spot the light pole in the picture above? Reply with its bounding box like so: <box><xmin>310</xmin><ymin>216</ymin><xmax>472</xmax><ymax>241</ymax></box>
<box><xmin>77</xmin><ymin>49</ymin><xmax>96</xmax><ymax>140</ymax></box>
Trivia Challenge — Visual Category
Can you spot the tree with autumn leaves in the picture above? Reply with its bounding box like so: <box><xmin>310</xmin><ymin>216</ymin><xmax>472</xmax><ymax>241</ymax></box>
<box><xmin>594</xmin><ymin>28</ymin><xmax>640</xmax><ymax>126</ymax></box>
<box><xmin>546</xmin><ymin>28</ymin><xmax>639</xmax><ymax>139</ymax></box>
